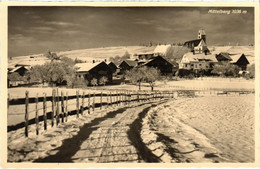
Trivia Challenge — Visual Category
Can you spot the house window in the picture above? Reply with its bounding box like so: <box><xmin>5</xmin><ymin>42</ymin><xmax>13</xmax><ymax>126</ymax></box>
<box><xmin>185</xmin><ymin>64</ymin><xmax>187</xmax><ymax>67</ymax></box>
<box><xmin>191</xmin><ymin>64</ymin><xmax>194</xmax><ymax>67</ymax></box>
<box><xmin>199</xmin><ymin>64</ymin><xmax>202</xmax><ymax>66</ymax></box>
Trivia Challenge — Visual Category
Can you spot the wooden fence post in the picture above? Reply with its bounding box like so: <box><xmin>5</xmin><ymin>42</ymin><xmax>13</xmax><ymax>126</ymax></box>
<box><xmin>35</xmin><ymin>93</ymin><xmax>39</xmax><ymax>135</ymax></box>
<box><xmin>82</xmin><ymin>91</ymin><xmax>85</xmax><ymax>115</ymax></box>
<box><xmin>100</xmin><ymin>91</ymin><xmax>102</xmax><ymax>110</ymax></box>
<box><xmin>88</xmin><ymin>93</ymin><xmax>91</xmax><ymax>114</ymax></box>
<box><xmin>76</xmin><ymin>90</ymin><xmax>79</xmax><ymax>118</ymax></box>
<box><xmin>93</xmin><ymin>92</ymin><xmax>95</xmax><ymax>112</ymax></box>
<box><xmin>8</xmin><ymin>93</ymin><xmax>10</xmax><ymax>109</ymax></box>
<box><xmin>66</xmin><ymin>92</ymin><xmax>68</xmax><ymax>122</ymax></box>
<box><xmin>61</xmin><ymin>91</ymin><xmax>64</xmax><ymax>123</ymax></box>
<box><xmin>43</xmin><ymin>93</ymin><xmax>47</xmax><ymax>130</ymax></box>
<box><xmin>56</xmin><ymin>89</ymin><xmax>60</xmax><ymax>125</ymax></box>
<box><xmin>110</xmin><ymin>91</ymin><xmax>112</xmax><ymax>107</ymax></box>
<box><xmin>51</xmin><ymin>89</ymin><xmax>55</xmax><ymax>127</ymax></box>
<box><xmin>25</xmin><ymin>91</ymin><xmax>29</xmax><ymax>137</ymax></box>
<box><xmin>107</xmin><ymin>91</ymin><xmax>109</xmax><ymax>108</ymax></box>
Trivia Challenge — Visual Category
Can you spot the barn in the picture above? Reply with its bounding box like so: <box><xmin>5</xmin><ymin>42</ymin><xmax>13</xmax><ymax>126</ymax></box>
<box><xmin>143</xmin><ymin>56</ymin><xmax>173</xmax><ymax>75</ymax></box>
<box><xmin>75</xmin><ymin>61</ymin><xmax>113</xmax><ymax>85</ymax></box>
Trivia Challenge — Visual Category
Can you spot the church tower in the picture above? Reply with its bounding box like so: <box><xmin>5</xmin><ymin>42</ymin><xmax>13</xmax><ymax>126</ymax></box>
<box><xmin>198</xmin><ymin>29</ymin><xmax>206</xmax><ymax>43</ymax></box>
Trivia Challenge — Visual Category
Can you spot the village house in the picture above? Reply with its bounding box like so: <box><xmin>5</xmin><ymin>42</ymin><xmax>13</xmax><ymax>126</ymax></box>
<box><xmin>179</xmin><ymin>52</ymin><xmax>218</xmax><ymax>73</ymax></box>
<box><xmin>229</xmin><ymin>54</ymin><xmax>250</xmax><ymax>70</ymax></box>
<box><xmin>141</xmin><ymin>55</ymin><xmax>173</xmax><ymax>75</ymax></box>
<box><xmin>215</xmin><ymin>52</ymin><xmax>250</xmax><ymax>70</ymax></box>
<box><xmin>8</xmin><ymin>66</ymin><xmax>29</xmax><ymax>76</ymax></box>
<box><xmin>75</xmin><ymin>61</ymin><xmax>113</xmax><ymax>85</ymax></box>
<box><xmin>118</xmin><ymin>59</ymin><xmax>138</xmax><ymax>74</ymax></box>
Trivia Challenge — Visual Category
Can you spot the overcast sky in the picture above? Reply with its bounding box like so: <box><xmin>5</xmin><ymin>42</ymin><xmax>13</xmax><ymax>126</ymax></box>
<box><xmin>8</xmin><ymin>7</ymin><xmax>254</xmax><ymax>58</ymax></box>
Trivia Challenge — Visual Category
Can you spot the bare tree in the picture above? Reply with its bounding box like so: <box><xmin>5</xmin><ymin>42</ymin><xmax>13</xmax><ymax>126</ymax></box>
<box><xmin>99</xmin><ymin>76</ymin><xmax>108</xmax><ymax>86</ymax></box>
<box><xmin>91</xmin><ymin>78</ymin><xmax>98</xmax><ymax>87</ymax></box>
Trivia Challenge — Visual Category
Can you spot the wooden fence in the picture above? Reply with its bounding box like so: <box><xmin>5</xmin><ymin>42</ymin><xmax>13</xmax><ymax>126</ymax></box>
<box><xmin>8</xmin><ymin>89</ymin><xmax>175</xmax><ymax>137</ymax></box>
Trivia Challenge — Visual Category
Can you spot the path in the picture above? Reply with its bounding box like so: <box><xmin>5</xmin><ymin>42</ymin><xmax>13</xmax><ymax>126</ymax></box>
<box><xmin>33</xmin><ymin>100</ymin><xmax>166</xmax><ymax>163</ymax></box>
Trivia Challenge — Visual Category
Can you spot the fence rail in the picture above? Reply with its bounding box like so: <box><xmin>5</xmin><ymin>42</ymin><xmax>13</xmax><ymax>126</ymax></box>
<box><xmin>8</xmin><ymin>89</ymin><xmax>175</xmax><ymax>136</ymax></box>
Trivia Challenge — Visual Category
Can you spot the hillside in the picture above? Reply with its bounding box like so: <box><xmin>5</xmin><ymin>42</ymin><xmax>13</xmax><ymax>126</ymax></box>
<box><xmin>8</xmin><ymin>45</ymin><xmax>255</xmax><ymax>67</ymax></box>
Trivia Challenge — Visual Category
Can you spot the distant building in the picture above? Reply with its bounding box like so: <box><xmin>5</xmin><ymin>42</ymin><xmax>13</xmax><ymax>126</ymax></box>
<box><xmin>136</xmin><ymin>52</ymin><xmax>154</xmax><ymax>60</ymax></box>
<box><xmin>75</xmin><ymin>61</ymin><xmax>113</xmax><ymax>85</ymax></box>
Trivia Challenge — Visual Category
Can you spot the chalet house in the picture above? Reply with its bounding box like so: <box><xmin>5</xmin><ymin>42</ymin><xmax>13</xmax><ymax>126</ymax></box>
<box><xmin>184</xmin><ymin>29</ymin><xmax>209</xmax><ymax>53</ymax></box>
<box><xmin>229</xmin><ymin>54</ymin><xmax>249</xmax><ymax>70</ymax></box>
<box><xmin>108</xmin><ymin>61</ymin><xmax>118</xmax><ymax>74</ymax></box>
<box><xmin>118</xmin><ymin>59</ymin><xmax>138</xmax><ymax>73</ymax></box>
<box><xmin>215</xmin><ymin>53</ymin><xmax>250</xmax><ymax>70</ymax></box>
<box><xmin>75</xmin><ymin>61</ymin><xmax>113</xmax><ymax>85</ymax></box>
<box><xmin>9</xmin><ymin>66</ymin><xmax>29</xmax><ymax>76</ymax></box>
<box><xmin>179</xmin><ymin>52</ymin><xmax>218</xmax><ymax>71</ymax></box>
<box><xmin>141</xmin><ymin>55</ymin><xmax>173</xmax><ymax>75</ymax></box>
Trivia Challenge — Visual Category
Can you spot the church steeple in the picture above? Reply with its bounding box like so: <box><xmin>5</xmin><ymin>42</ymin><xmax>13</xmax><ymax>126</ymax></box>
<box><xmin>198</xmin><ymin>29</ymin><xmax>206</xmax><ymax>43</ymax></box>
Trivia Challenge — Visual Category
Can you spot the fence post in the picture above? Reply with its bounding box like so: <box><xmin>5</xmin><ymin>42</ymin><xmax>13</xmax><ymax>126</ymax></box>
<box><xmin>35</xmin><ymin>93</ymin><xmax>39</xmax><ymax>135</ymax></box>
<box><xmin>82</xmin><ymin>91</ymin><xmax>85</xmax><ymax>115</ymax></box>
<box><xmin>56</xmin><ymin>89</ymin><xmax>60</xmax><ymax>125</ymax></box>
<box><xmin>61</xmin><ymin>91</ymin><xmax>64</xmax><ymax>123</ymax></box>
<box><xmin>88</xmin><ymin>93</ymin><xmax>91</xmax><ymax>114</ymax></box>
<box><xmin>100</xmin><ymin>91</ymin><xmax>102</xmax><ymax>110</ymax></box>
<box><xmin>66</xmin><ymin>92</ymin><xmax>68</xmax><ymax>122</ymax></box>
<box><xmin>110</xmin><ymin>91</ymin><xmax>112</xmax><ymax>107</ymax></box>
<box><xmin>8</xmin><ymin>93</ymin><xmax>10</xmax><ymax>109</ymax></box>
<box><xmin>25</xmin><ymin>91</ymin><xmax>29</xmax><ymax>137</ymax></box>
<box><xmin>93</xmin><ymin>92</ymin><xmax>95</xmax><ymax>112</ymax></box>
<box><xmin>43</xmin><ymin>93</ymin><xmax>47</xmax><ymax>130</ymax></box>
<box><xmin>76</xmin><ymin>90</ymin><xmax>79</xmax><ymax>118</ymax></box>
<box><xmin>51</xmin><ymin>89</ymin><xmax>55</xmax><ymax>127</ymax></box>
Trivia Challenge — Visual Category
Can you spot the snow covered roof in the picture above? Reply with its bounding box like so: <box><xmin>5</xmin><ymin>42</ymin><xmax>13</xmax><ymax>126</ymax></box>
<box><xmin>229</xmin><ymin>54</ymin><xmax>244</xmax><ymax>63</ymax></box>
<box><xmin>9</xmin><ymin>66</ymin><xmax>29</xmax><ymax>73</ymax></box>
<box><xmin>75</xmin><ymin>62</ymin><xmax>102</xmax><ymax>72</ymax></box>
<box><xmin>154</xmin><ymin>45</ymin><xmax>171</xmax><ymax>55</ymax></box>
<box><xmin>181</xmin><ymin>52</ymin><xmax>218</xmax><ymax>63</ymax></box>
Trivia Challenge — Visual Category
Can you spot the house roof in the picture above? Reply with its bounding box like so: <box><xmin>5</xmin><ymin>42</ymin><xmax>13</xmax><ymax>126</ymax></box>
<box><xmin>182</xmin><ymin>52</ymin><xmax>218</xmax><ymax>63</ymax></box>
<box><xmin>184</xmin><ymin>39</ymin><xmax>202</xmax><ymax>47</ymax></box>
<box><xmin>217</xmin><ymin>52</ymin><xmax>232</xmax><ymax>60</ymax></box>
<box><xmin>75</xmin><ymin>62</ymin><xmax>102</xmax><ymax>72</ymax></box>
<box><xmin>9</xmin><ymin>66</ymin><xmax>29</xmax><ymax>73</ymax></box>
<box><xmin>124</xmin><ymin>59</ymin><xmax>138</xmax><ymax>67</ymax></box>
<box><xmin>144</xmin><ymin>55</ymin><xmax>173</xmax><ymax>66</ymax></box>
<box><xmin>229</xmin><ymin>54</ymin><xmax>248</xmax><ymax>63</ymax></box>
<box><xmin>154</xmin><ymin>45</ymin><xmax>171</xmax><ymax>54</ymax></box>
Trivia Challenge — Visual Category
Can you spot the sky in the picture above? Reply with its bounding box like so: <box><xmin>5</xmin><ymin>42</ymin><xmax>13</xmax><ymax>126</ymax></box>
<box><xmin>8</xmin><ymin>6</ymin><xmax>254</xmax><ymax>58</ymax></box>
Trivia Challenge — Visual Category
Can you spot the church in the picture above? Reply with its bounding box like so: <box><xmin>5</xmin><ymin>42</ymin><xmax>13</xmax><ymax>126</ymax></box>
<box><xmin>184</xmin><ymin>29</ymin><xmax>209</xmax><ymax>54</ymax></box>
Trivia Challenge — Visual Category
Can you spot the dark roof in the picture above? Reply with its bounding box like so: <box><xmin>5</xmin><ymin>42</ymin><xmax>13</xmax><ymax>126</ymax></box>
<box><xmin>124</xmin><ymin>60</ymin><xmax>138</xmax><ymax>67</ymax></box>
<box><xmin>144</xmin><ymin>55</ymin><xmax>173</xmax><ymax>66</ymax></box>
<box><xmin>184</xmin><ymin>39</ymin><xmax>202</xmax><ymax>47</ymax></box>
<box><xmin>217</xmin><ymin>52</ymin><xmax>232</xmax><ymax>61</ymax></box>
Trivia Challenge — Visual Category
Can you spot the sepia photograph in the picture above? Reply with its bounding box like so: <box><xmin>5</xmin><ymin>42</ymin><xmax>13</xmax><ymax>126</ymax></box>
<box><xmin>2</xmin><ymin>3</ymin><xmax>258</xmax><ymax>166</ymax></box>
